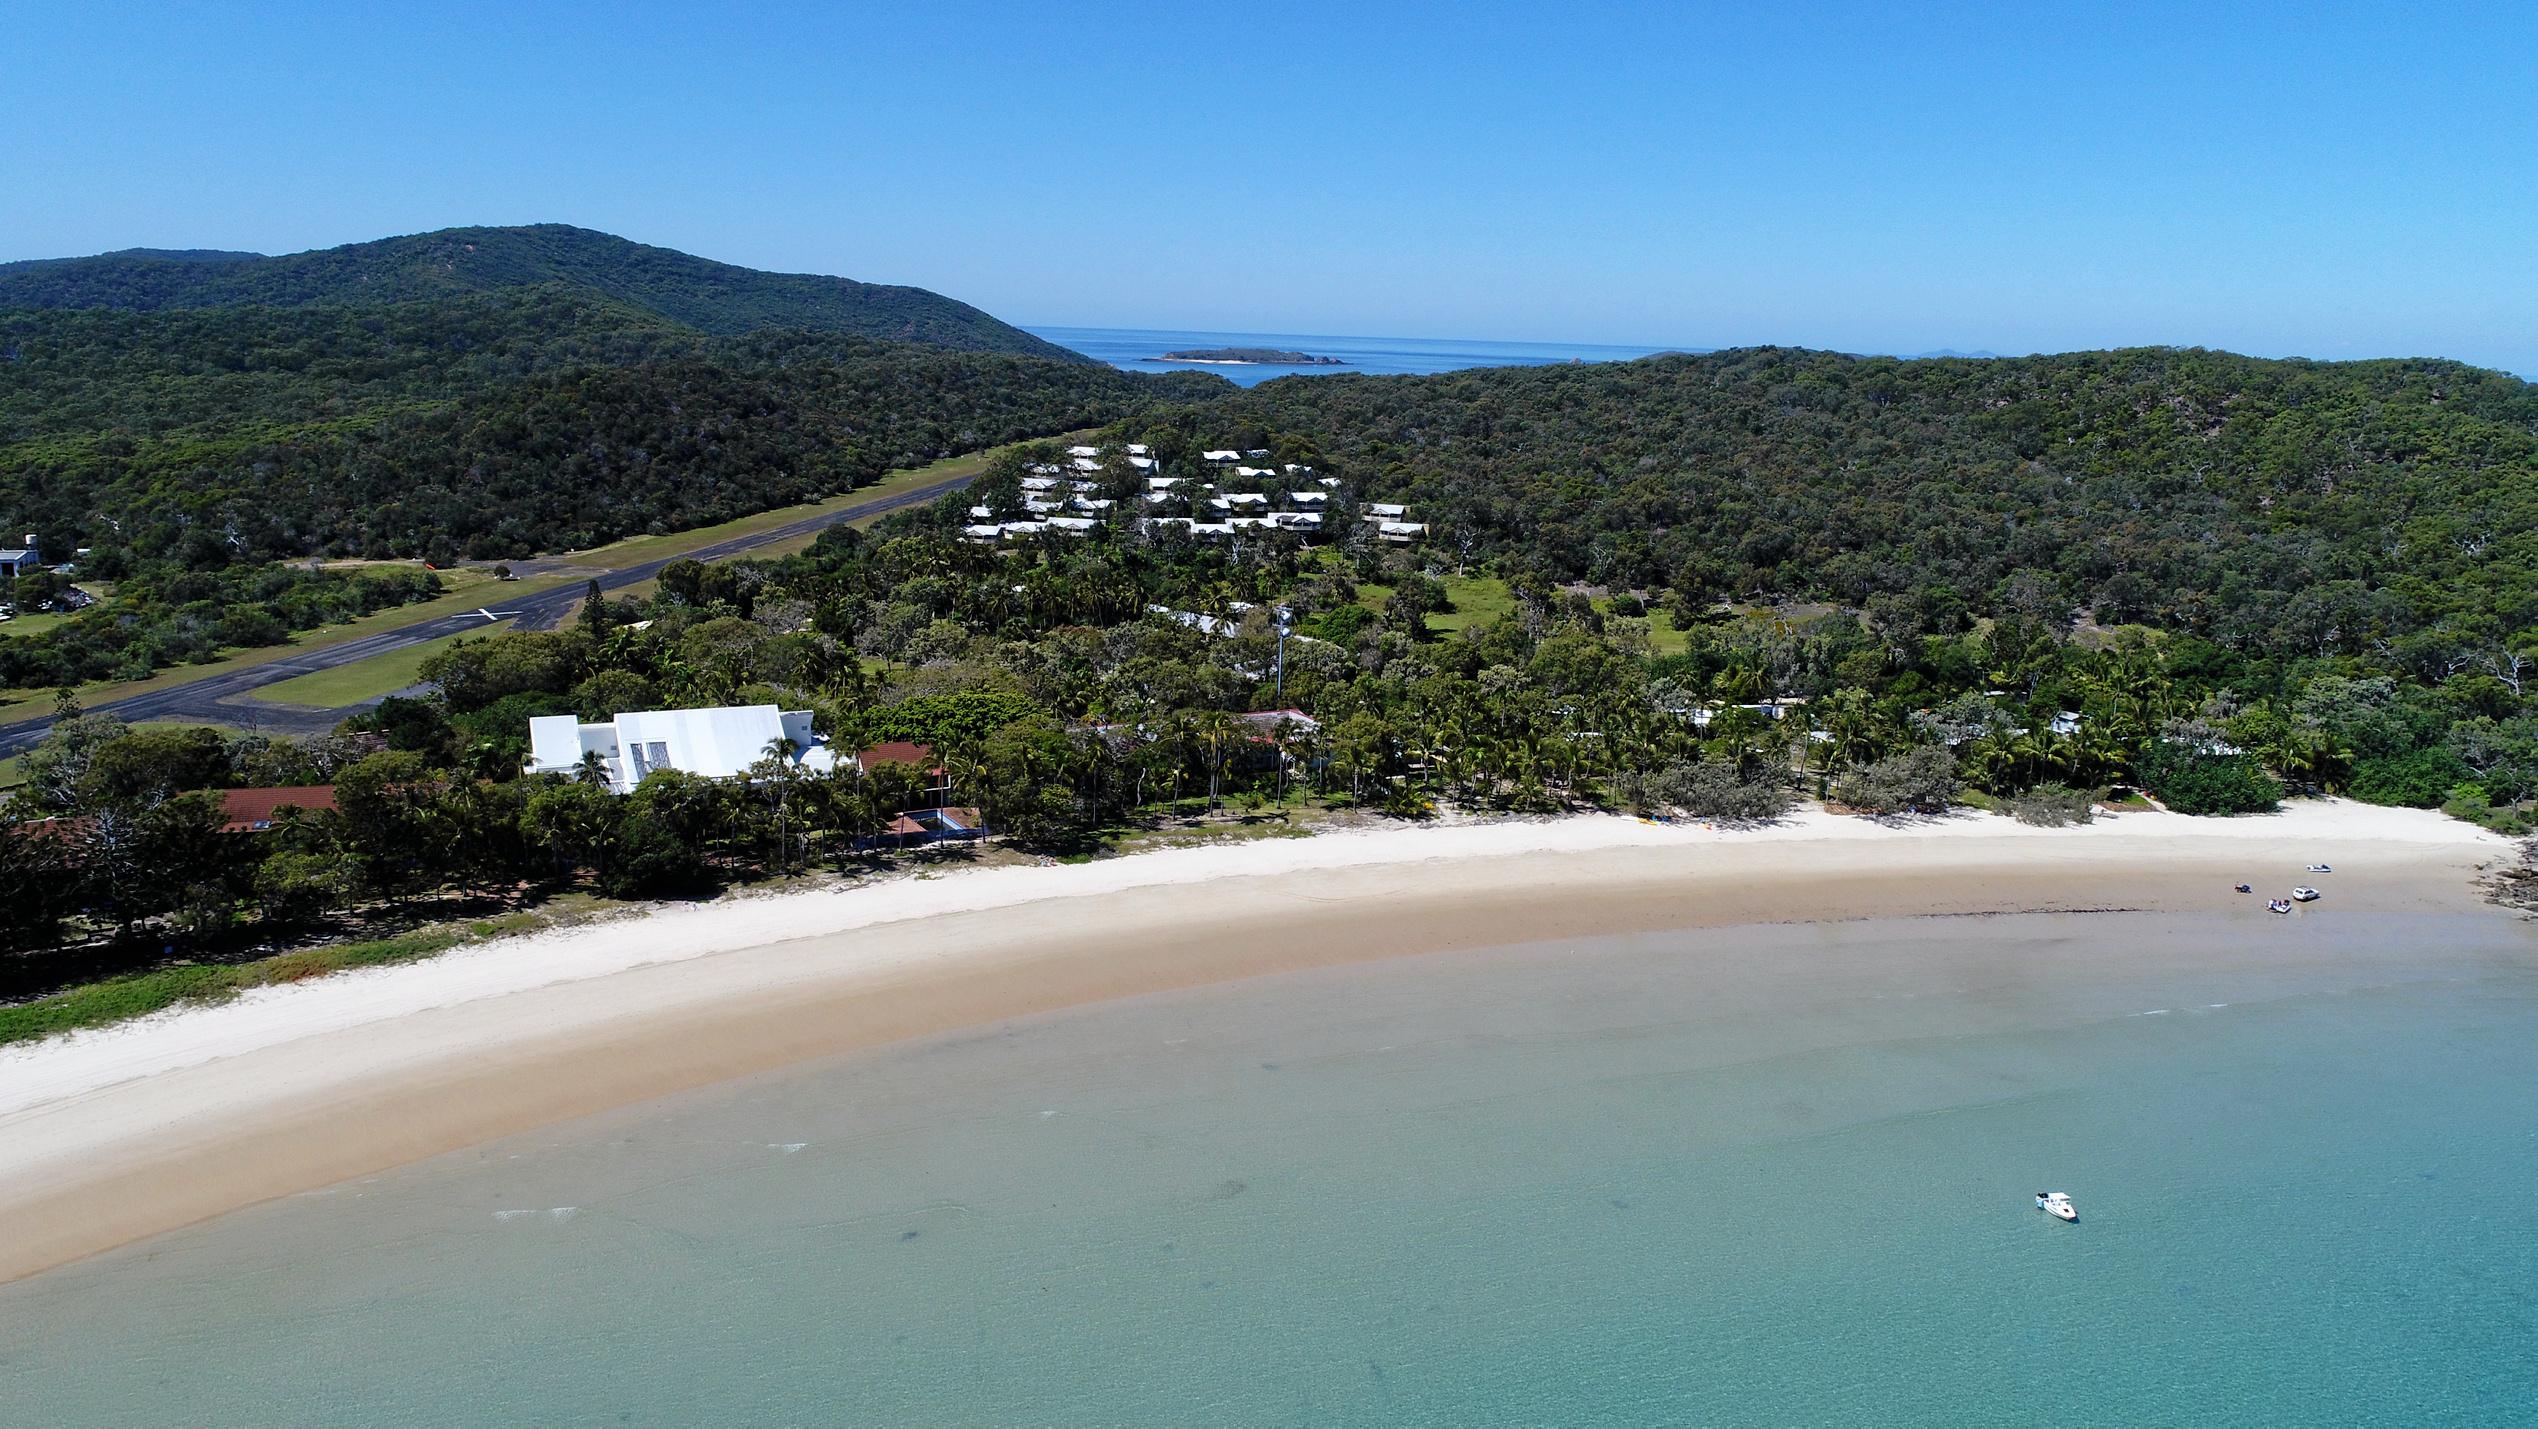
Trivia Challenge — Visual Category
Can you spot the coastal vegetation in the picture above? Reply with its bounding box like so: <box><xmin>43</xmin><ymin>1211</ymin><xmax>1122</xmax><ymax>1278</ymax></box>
<box><xmin>8</xmin><ymin>337</ymin><xmax>2538</xmax><ymax>1024</ymax></box>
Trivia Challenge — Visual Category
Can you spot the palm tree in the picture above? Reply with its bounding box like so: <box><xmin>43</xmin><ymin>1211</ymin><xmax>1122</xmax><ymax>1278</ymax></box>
<box><xmin>1196</xmin><ymin>710</ymin><xmax>1241</xmax><ymax>807</ymax></box>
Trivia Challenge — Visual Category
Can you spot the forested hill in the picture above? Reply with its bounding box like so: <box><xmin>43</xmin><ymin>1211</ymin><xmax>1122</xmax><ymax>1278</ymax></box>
<box><xmin>0</xmin><ymin>288</ymin><xmax>1224</xmax><ymax>565</ymax></box>
<box><xmin>0</xmin><ymin>224</ymin><xmax>1083</xmax><ymax>363</ymax></box>
<box><xmin>1217</xmin><ymin>346</ymin><xmax>2538</xmax><ymax>658</ymax></box>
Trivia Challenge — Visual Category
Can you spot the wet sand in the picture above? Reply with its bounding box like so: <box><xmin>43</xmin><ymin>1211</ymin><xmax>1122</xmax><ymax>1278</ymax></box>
<box><xmin>0</xmin><ymin>803</ymin><xmax>2510</xmax><ymax>1285</ymax></box>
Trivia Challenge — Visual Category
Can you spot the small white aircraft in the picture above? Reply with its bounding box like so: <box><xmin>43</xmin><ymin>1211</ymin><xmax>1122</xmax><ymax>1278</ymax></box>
<box><xmin>470</xmin><ymin>607</ymin><xmax>522</xmax><ymax>623</ymax></box>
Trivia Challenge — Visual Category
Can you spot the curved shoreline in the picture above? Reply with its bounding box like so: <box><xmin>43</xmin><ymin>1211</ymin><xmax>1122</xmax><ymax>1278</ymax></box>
<box><xmin>0</xmin><ymin>803</ymin><xmax>2513</xmax><ymax>1285</ymax></box>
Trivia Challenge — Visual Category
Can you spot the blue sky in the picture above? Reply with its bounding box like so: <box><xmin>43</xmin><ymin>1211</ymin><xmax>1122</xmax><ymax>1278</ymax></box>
<box><xmin>7</xmin><ymin>1</ymin><xmax>2535</xmax><ymax>371</ymax></box>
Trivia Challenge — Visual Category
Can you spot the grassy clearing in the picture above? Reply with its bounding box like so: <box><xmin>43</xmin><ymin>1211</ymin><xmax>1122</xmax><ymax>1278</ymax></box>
<box><xmin>243</xmin><ymin>621</ymin><xmax>513</xmax><ymax>707</ymax></box>
<box><xmin>0</xmin><ymin>912</ymin><xmax>555</xmax><ymax>1048</ymax></box>
<box><xmin>0</xmin><ymin>612</ymin><xmax>71</xmax><ymax>640</ymax></box>
<box><xmin>1427</xmin><ymin>574</ymin><xmax>1515</xmax><ymax>634</ymax></box>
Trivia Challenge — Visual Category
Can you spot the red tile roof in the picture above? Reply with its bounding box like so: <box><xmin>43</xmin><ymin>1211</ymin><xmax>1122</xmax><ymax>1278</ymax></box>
<box><xmin>216</xmin><ymin>786</ymin><xmax>337</xmax><ymax>832</ymax></box>
<box><xmin>856</xmin><ymin>741</ymin><xmax>940</xmax><ymax>772</ymax></box>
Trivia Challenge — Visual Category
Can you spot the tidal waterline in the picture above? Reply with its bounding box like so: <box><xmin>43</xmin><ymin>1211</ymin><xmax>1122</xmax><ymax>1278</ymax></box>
<box><xmin>4</xmin><ymin>909</ymin><xmax>2533</xmax><ymax>1424</ymax></box>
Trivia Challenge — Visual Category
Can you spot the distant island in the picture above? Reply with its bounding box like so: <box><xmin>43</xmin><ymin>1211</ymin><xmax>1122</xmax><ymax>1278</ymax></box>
<box><xmin>1155</xmin><ymin>347</ymin><xmax>1346</xmax><ymax>366</ymax></box>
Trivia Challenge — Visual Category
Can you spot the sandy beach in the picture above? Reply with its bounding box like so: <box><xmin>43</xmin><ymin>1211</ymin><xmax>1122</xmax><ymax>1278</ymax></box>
<box><xmin>0</xmin><ymin>800</ymin><xmax>2515</xmax><ymax>1286</ymax></box>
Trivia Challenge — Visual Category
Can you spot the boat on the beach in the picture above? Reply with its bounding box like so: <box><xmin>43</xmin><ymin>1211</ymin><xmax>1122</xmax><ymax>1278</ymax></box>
<box><xmin>2036</xmin><ymin>1191</ymin><xmax>2078</xmax><ymax>1222</ymax></box>
<box><xmin>2306</xmin><ymin>864</ymin><xmax>2334</xmax><ymax>874</ymax></box>
<box><xmin>2292</xmin><ymin>886</ymin><xmax>2321</xmax><ymax>902</ymax></box>
<box><xmin>2268</xmin><ymin>898</ymin><xmax>2293</xmax><ymax>914</ymax></box>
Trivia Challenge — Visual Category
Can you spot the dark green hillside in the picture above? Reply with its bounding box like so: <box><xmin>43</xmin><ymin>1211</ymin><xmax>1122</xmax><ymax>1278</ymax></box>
<box><xmin>1219</xmin><ymin>346</ymin><xmax>2538</xmax><ymax>660</ymax></box>
<box><xmin>0</xmin><ymin>224</ymin><xmax>1085</xmax><ymax>362</ymax></box>
<box><xmin>0</xmin><ymin>288</ymin><xmax>692</xmax><ymax>442</ymax></box>
<box><xmin>2</xmin><ymin>329</ymin><xmax>1212</xmax><ymax>565</ymax></box>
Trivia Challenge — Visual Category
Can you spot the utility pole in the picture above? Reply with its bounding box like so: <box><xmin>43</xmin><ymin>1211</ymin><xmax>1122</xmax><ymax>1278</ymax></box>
<box><xmin>1274</xmin><ymin>606</ymin><xmax>1291</xmax><ymax>703</ymax></box>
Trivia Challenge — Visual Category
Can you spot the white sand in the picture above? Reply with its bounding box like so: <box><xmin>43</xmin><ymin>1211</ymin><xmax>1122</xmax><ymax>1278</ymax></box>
<box><xmin>0</xmin><ymin>799</ymin><xmax>2497</xmax><ymax>1118</ymax></box>
<box><xmin>0</xmin><ymin>797</ymin><xmax>2512</xmax><ymax>1284</ymax></box>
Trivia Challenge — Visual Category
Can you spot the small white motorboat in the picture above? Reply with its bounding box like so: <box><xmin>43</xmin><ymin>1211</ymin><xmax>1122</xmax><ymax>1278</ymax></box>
<box><xmin>2306</xmin><ymin>864</ymin><xmax>2334</xmax><ymax>874</ymax></box>
<box><xmin>2267</xmin><ymin>899</ymin><xmax>2292</xmax><ymax>915</ymax></box>
<box><xmin>2291</xmin><ymin>887</ymin><xmax>2321</xmax><ymax>902</ymax></box>
<box><xmin>2036</xmin><ymin>1191</ymin><xmax>2078</xmax><ymax>1222</ymax></box>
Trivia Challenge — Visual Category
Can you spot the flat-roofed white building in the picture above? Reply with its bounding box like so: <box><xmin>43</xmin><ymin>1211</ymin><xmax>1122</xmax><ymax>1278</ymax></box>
<box><xmin>527</xmin><ymin>705</ymin><xmax>835</xmax><ymax>793</ymax></box>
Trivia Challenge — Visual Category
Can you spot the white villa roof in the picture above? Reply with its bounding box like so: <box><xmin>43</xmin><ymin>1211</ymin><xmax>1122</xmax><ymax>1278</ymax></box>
<box><xmin>1234</xmin><ymin>466</ymin><xmax>1274</xmax><ymax>478</ymax></box>
<box><xmin>1202</xmin><ymin>449</ymin><xmax>1241</xmax><ymax>462</ymax></box>
<box><xmin>1365</xmin><ymin>503</ymin><xmax>1408</xmax><ymax>517</ymax></box>
<box><xmin>1066</xmin><ymin>445</ymin><xmax>1101</xmax><ymax>457</ymax></box>
<box><xmin>1126</xmin><ymin>443</ymin><xmax>1150</xmax><ymax>455</ymax></box>
<box><xmin>1146</xmin><ymin>476</ymin><xmax>1180</xmax><ymax>489</ymax></box>
<box><xmin>1127</xmin><ymin>456</ymin><xmax>1157</xmax><ymax>470</ymax></box>
<box><xmin>1286</xmin><ymin>490</ymin><xmax>1328</xmax><ymax>504</ymax></box>
<box><xmin>1069</xmin><ymin>457</ymin><xmax>1102</xmax><ymax>472</ymax></box>
<box><xmin>528</xmin><ymin>705</ymin><xmax>833</xmax><ymax>793</ymax></box>
<box><xmin>1020</xmin><ymin>475</ymin><xmax>1060</xmax><ymax>490</ymax></box>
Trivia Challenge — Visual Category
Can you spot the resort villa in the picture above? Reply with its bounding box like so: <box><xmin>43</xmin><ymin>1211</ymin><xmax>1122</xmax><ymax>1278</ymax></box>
<box><xmin>525</xmin><ymin>704</ymin><xmax>836</xmax><ymax>793</ymax></box>
<box><xmin>960</xmin><ymin>443</ymin><xmax>1423</xmax><ymax>549</ymax></box>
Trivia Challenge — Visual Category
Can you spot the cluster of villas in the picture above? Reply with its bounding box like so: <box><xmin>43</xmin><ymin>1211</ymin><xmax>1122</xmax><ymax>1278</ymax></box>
<box><xmin>961</xmin><ymin>444</ymin><xmax>1428</xmax><ymax>547</ymax></box>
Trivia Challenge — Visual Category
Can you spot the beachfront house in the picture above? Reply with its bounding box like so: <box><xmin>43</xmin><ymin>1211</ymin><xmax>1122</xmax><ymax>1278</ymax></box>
<box><xmin>526</xmin><ymin>704</ymin><xmax>836</xmax><ymax>793</ymax></box>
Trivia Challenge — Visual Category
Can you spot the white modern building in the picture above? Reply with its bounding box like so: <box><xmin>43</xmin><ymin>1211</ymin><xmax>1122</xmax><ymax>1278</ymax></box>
<box><xmin>526</xmin><ymin>704</ymin><xmax>836</xmax><ymax>793</ymax></box>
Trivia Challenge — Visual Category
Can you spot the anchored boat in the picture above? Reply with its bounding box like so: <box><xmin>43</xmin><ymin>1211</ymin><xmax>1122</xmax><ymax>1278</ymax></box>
<box><xmin>2035</xmin><ymin>1191</ymin><xmax>2078</xmax><ymax>1222</ymax></box>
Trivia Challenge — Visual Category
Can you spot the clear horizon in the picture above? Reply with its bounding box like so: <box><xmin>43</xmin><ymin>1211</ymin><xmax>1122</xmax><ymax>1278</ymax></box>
<box><xmin>9</xmin><ymin>3</ymin><xmax>2537</xmax><ymax>374</ymax></box>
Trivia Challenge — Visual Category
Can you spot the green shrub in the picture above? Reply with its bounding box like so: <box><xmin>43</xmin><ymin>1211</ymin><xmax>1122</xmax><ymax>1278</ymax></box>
<box><xmin>2141</xmin><ymin>746</ymin><xmax>2280</xmax><ymax>815</ymax></box>
<box><xmin>1833</xmin><ymin>747</ymin><xmax>1961</xmax><ymax>816</ymax></box>
<box><xmin>2006</xmin><ymin>783</ymin><xmax>2098</xmax><ymax>826</ymax></box>
<box><xmin>1642</xmin><ymin>761</ymin><xmax>1793</xmax><ymax>822</ymax></box>
<box><xmin>2347</xmin><ymin>748</ymin><xmax>2473</xmax><ymax>808</ymax></box>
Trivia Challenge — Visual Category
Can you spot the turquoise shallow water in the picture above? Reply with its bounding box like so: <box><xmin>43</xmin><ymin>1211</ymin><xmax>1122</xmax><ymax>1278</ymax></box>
<box><xmin>1026</xmin><ymin>325</ymin><xmax>1673</xmax><ymax>385</ymax></box>
<box><xmin>5</xmin><ymin>910</ymin><xmax>2536</xmax><ymax>1424</ymax></box>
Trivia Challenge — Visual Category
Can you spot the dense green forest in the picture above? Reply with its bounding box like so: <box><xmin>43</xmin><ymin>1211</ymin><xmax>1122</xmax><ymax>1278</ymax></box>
<box><xmin>2</xmin><ymin>287</ymin><xmax>1217</xmax><ymax>567</ymax></box>
<box><xmin>1211</xmin><ymin>347</ymin><xmax>2538</xmax><ymax>668</ymax></box>
<box><xmin>0</xmin><ymin>224</ymin><xmax>1084</xmax><ymax>361</ymax></box>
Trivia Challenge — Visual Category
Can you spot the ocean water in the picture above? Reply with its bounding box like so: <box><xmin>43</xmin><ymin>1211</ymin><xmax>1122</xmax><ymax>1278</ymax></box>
<box><xmin>5</xmin><ymin>909</ymin><xmax>2536</xmax><ymax>1424</ymax></box>
<box><xmin>1029</xmin><ymin>325</ymin><xmax>1676</xmax><ymax>385</ymax></box>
